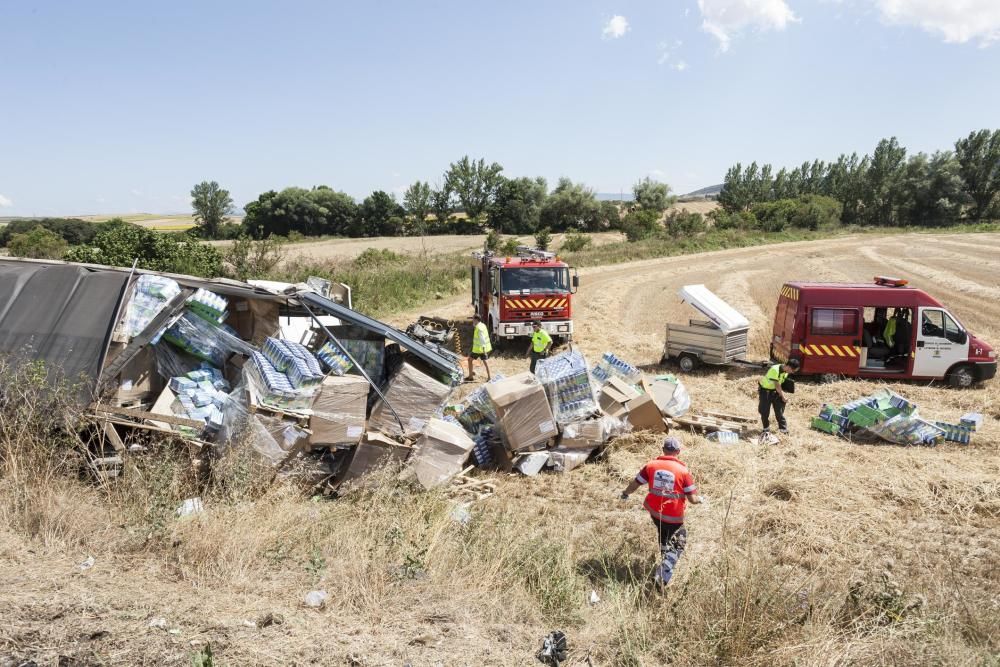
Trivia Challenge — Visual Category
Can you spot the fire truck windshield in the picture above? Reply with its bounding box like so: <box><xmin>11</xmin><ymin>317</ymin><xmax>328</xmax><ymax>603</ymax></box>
<box><xmin>500</xmin><ymin>267</ymin><xmax>570</xmax><ymax>294</ymax></box>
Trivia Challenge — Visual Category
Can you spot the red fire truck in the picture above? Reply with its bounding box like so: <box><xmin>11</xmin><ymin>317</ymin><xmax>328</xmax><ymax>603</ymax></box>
<box><xmin>770</xmin><ymin>276</ymin><xmax>996</xmax><ymax>387</ymax></box>
<box><xmin>470</xmin><ymin>245</ymin><xmax>579</xmax><ymax>344</ymax></box>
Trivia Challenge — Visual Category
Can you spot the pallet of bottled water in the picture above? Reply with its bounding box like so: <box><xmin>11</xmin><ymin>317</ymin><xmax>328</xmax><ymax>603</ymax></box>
<box><xmin>590</xmin><ymin>352</ymin><xmax>642</xmax><ymax>388</ymax></box>
<box><xmin>535</xmin><ymin>350</ymin><xmax>598</xmax><ymax>424</ymax></box>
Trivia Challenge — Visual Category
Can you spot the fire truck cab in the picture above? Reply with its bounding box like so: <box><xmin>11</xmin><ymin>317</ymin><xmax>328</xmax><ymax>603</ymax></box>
<box><xmin>471</xmin><ymin>245</ymin><xmax>579</xmax><ymax>343</ymax></box>
<box><xmin>770</xmin><ymin>277</ymin><xmax>996</xmax><ymax>387</ymax></box>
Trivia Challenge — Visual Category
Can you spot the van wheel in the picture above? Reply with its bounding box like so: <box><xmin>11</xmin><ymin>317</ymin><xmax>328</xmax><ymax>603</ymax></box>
<box><xmin>678</xmin><ymin>354</ymin><xmax>698</xmax><ymax>373</ymax></box>
<box><xmin>819</xmin><ymin>373</ymin><xmax>840</xmax><ymax>384</ymax></box>
<box><xmin>948</xmin><ymin>364</ymin><xmax>975</xmax><ymax>388</ymax></box>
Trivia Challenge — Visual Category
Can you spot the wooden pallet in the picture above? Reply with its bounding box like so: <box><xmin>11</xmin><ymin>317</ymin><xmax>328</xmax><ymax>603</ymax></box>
<box><xmin>674</xmin><ymin>412</ymin><xmax>748</xmax><ymax>434</ymax></box>
<box><xmin>699</xmin><ymin>409</ymin><xmax>756</xmax><ymax>424</ymax></box>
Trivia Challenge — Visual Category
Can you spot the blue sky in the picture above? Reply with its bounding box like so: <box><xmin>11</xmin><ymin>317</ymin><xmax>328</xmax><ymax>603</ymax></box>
<box><xmin>1</xmin><ymin>0</ymin><xmax>999</xmax><ymax>216</ymax></box>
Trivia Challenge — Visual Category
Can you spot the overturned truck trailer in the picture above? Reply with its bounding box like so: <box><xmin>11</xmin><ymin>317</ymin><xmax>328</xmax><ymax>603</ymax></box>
<box><xmin>0</xmin><ymin>257</ymin><xmax>463</xmax><ymax>488</ymax></box>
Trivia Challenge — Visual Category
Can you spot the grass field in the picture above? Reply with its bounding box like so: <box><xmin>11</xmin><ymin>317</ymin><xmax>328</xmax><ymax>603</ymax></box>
<box><xmin>1</xmin><ymin>231</ymin><xmax>998</xmax><ymax>665</ymax></box>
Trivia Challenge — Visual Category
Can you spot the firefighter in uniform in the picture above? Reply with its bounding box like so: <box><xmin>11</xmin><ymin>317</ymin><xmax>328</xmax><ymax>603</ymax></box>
<box><xmin>528</xmin><ymin>320</ymin><xmax>553</xmax><ymax>374</ymax></box>
<box><xmin>620</xmin><ymin>436</ymin><xmax>702</xmax><ymax>588</ymax></box>
<box><xmin>466</xmin><ymin>313</ymin><xmax>492</xmax><ymax>382</ymax></box>
<box><xmin>758</xmin><ymin>358</ymin><xmax>800</xmax><ymax>434</ymax></box>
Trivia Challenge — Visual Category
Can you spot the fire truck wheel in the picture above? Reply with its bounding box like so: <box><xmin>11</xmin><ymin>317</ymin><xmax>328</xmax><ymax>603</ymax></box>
<box><xmin>678</xmin><ymin>354</ymin><xmax>698</xmax><ymax>373</ymax></box>
<box><xmin>947</xmin><ymin>364</ymin><xmax>975</xmax><ymax>388</ymax></box>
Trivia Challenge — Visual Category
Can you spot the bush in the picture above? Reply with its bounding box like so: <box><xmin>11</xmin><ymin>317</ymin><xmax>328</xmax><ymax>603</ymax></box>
<box><xmin>664</xmin><ymin>210</ymin><xmax>706</xmax><ymax>237</ymax></box>
<box><xmin>0</xmin><ymin>217</ymin><xmax>103</xmax><ymax>247</ymax></box>
<box><xmin>534</xmin><ymin>227</ymin><xmax>552</xmax><ymax>250</ymax></box>
<box><xmin>499</xmin><ymin>238</ymin><xmax>520</xmax><ymax>255</ymax></box>
<box><xmin>560</xmin><ymin>230</ymin><xmax>592</xmax><ymax>252</ymax></box>
<box><xmin>485</xmin><ymin>229</ymin><xmax>501</xmax><ymax>252</ymax></box>
<box><xmin>751</xmin><ymin>196</ymin><xmax>843</xmax><ymax>232</ymax></box>
<box><xmin>63</xmin><ymin>221</ymin><xmax>223</xmax><ymax>277</ymax></box>
<box><xmin>620</xmin><ymin>210</ymin><xmax>661</xmax><ymax>241</ymax></box>
<box><xmin>224</xmin><ymin>236</ymin><xmax>287</xmax><ymax>281</ymax></box>
<box><xmin>710</xmin><ymin>209</ymin><xmax>758</xmax><ymax>231</ymax></box>
<box><xmin>353</xmin><ymin>248</ymin><xmax>405</xmax><ymax>269</ymax></box>
<box><xmin>7</xmin><ymin>226</ymin><xmax>69</xmax><ymax>259</ymax></box>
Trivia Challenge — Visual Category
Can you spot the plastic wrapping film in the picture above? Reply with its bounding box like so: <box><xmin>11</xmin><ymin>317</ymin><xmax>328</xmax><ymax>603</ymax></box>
<box><xmin>316</xmin><ymin>339</ymin><xmax>354</xmax><ymax>376</ymax></box>
<box><xmin>339</xmin><ymin>337</ymin><xmax>385</xmax><ymax>382</ymax></box>
<box><xmin>558</xmin><ymin>413</ymin><xmax>628</xmax><ymax>449</ymax></box>
<box><xmin>309</xmin><ymin>375</ymin><xmax>369</xmax><ymax>448</ymax></box>
<box><xmin>244</xmin><ymin>359</ymin><xmax>318</xmax><ymax>413</ymax></box>
<box><xmin>485</xmin><ymin>372</ymin><xmax>559</xmax><ymax>452</ymax></box>
<box><xmin>865</xmin><ymin>414</ymin><xmax>946</xmax><ymax>446</ymax></box>
<box><xmin>153</xmin><ymin>341</ymin><xmax>207</xmax><ymax>382</ymax></box>
<box><xmin>546</xmin><ymin>448</ymin><xmax>592</xmax><ymax>473</ymax></box>
<box><xmin>214</xmin><ymin>378</ymin><xmax>310</xmax><ymax>465</ymax></box>
<box><xmin>403</xmin><ymin>418</ymin><xmax>475</xmax><ymax>489</ymax></box>
<box><xmin>535</xmin><ymin>350</ymin><xmax>599</xmax><ymax>424</ymax></box>
<box><xmin>368</xmin><ymin>362</ymin><xmax>453</xmax><ymax>437</ymax></box>
<box><xmin>122</xmin><ymin>274</ymin><xmax>182</xmax><ymax>339</ymax></box>
<box><xmin>644</xmin><ymin>374</ymin><xmax>691</xmax><ymax>418</ymax></box>
<box><xmin>457</xmin><ymin>374</ymin><xmax>506</xmax><ymax>434</ymax></box>
<box><xmin>161</xmin><ymin>310</ymin><xmax>255</xmax><ymax>367</ymax></box>
<box><xmin>261</xmin><ymin>337</ymin><xmax>324</xmax><ymax>389</ymax></box>
<box><xmin>590</xmin><ymin>352</ymin><xmax>643</xmax><ymax>388</ymax></box>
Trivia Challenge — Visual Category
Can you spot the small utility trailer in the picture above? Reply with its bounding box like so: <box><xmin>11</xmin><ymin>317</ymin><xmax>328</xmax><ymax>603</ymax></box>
<box><xmin>661</xmin><ymin>285</ymin><xmax>751</xmax><ymax>372</ymax></box>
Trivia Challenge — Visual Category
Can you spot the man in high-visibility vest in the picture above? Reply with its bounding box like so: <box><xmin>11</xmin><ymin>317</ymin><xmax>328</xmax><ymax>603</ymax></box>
<box><xmin>758</xmin><ymin>358</ymin><xmax>800</xmax><ymax>434</ymax></box>
<box><xmin>466</xmin><ymin>313</ymin><xmax>492</xmax><ymax>382</ymax></box>
<box><xmin>620</xmin><ymin>436</ymin><xmax>703</xmax><ymax>589</ymax></box>
<box><xmin>528</xmin><ymin>320</ymin><xmax>553</xmax><ymax>374</ymax></box>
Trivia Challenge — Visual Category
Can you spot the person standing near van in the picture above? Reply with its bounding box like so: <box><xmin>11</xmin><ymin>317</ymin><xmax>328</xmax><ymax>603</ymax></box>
<box><xmin>758</xmin><ymin>358</ymin><xmax>800</xmax><ymax>434</ymax></box>
<box><xmin>528</xmin><ymin>320</ymin><xmax>553</xmax><ymax>373</ymax></box>
<box><xmin>466</xmin><ymin>313</ymin><xmax>492</xmax><ymax>381</ymax></box>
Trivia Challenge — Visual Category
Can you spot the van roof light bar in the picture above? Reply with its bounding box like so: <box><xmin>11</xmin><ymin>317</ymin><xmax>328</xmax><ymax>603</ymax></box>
<box><xmin>874</xmin><ymin>276</ymin><xmax>908</xmax><ymax>287</ymax></box>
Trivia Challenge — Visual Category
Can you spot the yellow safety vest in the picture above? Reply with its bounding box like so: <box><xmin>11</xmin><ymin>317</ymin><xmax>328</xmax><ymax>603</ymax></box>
<box><xmin>531</xmin><ymin>329</ymin><xmax>552</xmax><ymax>353</ymax></box>
<box><xmin>472</xmin><ymin>322</ymin><xmax>492</xmax><ymax>354</ymax></box>
<box><xmin>759</xmin><ymin>364</ymin><xmax>787</xmax><ymax>390</ymax></box>
<box><xmin>884</xmin><ymin>318</ymin><xmax>897</xmax><ymax>347</ymax></box>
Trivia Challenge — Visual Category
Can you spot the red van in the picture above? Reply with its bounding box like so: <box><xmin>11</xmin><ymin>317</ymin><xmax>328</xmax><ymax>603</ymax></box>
<box><xmin>770</xmin><ymin>277</ymin><xmax>996</xmax><ymax>387</ymax></box>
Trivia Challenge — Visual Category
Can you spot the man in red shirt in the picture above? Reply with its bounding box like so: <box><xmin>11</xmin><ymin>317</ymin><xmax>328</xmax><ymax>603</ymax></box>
<box><xmin>620</xmin><ymin>436</ymin><xmax>702</xmax><ymax>588</ymax></box>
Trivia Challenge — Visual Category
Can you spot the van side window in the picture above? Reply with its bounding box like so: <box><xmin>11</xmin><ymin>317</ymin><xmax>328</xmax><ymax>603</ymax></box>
<box><xmin>810</xmin><ymin>308</ymin><xmax>859</xmax><ymax>336</ymax></box>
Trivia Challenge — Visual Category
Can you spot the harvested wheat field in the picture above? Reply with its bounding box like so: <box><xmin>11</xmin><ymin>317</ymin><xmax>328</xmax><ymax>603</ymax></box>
<box><xmin>2</xmin><ymin>232</ymin><xmax>999</xmax><ymax>666</ymax></box>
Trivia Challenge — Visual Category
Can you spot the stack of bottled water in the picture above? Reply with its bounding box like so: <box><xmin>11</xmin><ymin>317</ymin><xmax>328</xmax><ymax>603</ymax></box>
<box><xmin>187</xmin><ymin>288</ymin><xmax>228</xmax><ymax>324</ymax></box>
<box><xmin>535</xmin><ymin>350</ymin><xmax>598</xmax><ymax>424</ymax></box>
<box><xmin>590</xmin><ymin>352</ymin><xmax>642</xmax><ymax>387</ymax></box>
<box><xmin>123</xmin><ymin>274</ymin><xmax>181</xmax><ymax>338</ymax></box>
<box><xmin>316</xmin><ymin>340</ymin><xmax>354</xmax><ymax>375</ymax></box>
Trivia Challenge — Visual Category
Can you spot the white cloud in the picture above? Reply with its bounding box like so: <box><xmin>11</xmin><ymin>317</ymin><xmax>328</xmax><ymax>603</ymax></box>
<box><xmin>673</xmin><ymin>60</ymin><xmax>690</xmax><ymax>70</ymax></box>
<box><xmin>130</xmin><ymin>188</ymin><xmax>143</xmax><ymax>197</ymax></box>
<box><xmin>602</xmin><ymin>15</ymin><xmax>629</xmax><ymax>39</ymax></box>
<box><xmin>0</xmin><ymin>194</ymin><xmax>12</xmax><ymax>208</ymax></box>
<box><xmin>875</xmin><ymin>0</ymin><xmax>1000</xmax><ymax>46</ymax></box>
<box><xmin>697</xmin><ymin>0</ymin><xmax>798</xmax><ymax>51</ymax></box>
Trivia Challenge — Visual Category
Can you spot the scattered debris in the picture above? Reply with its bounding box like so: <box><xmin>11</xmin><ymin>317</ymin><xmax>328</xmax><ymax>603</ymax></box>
<box><xmin>255</xmin><ymin>611</ymin><xmax>284</xmax><ymax>628</ymax></box>
<box><xmin>811</xmin><ymin>389</ymin><xmax>967</xmax><ymax>446</ymax></box>
<box><xmin>176</xmin><ymin>497</ymin><xmax>204</xmax><ymax>517</ymax></box>
<box><xmin>303</xmin><ymin>590</ymin><xmax>328</xmax><ymax>609</ymax></box>
<box><xmin>77</xmin><ymin>556</ymin><xmax>95</xmax><ymax>571</ymax></box>
<box><xmin>588</xmin><ymin>590</ymin><xmax>601</xmax><ymax>605</ymax></box>
<box><xmin>706</xmin><ymin>430</ymin><xmax>740</xmax><ymax>444</ymax></box>
<box><xmin>148</xmin><ymin>617</ymin><xmax>168</xmax><ymax>630</ymax></box>
<box><xmin>537</xmin><ymin>630</ymin><xmax>569</xmax><ymax>666</ymax></box>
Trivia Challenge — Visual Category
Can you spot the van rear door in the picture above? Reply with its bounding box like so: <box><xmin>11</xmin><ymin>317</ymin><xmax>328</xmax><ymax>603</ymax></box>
<box><xmin>801</xmin><ymin>306</ymin><xmax>862</xmax><ymax>375</ymax></box>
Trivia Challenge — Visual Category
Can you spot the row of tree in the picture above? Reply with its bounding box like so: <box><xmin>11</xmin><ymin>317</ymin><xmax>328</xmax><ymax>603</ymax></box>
<box><xmin>229</xmin><ymin>158</ymin><xmax>678</xmax><ymax>239</ymax></box>
<box><xmin>718</xmin><ymin>129</ymin><xmax>1000</xmax><ymax>226</ymax></box>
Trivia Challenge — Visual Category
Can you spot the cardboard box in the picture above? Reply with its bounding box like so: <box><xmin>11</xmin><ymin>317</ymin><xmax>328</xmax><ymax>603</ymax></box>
<box><xmin>335</xmin><ymin>432</ymin><xmax>412</xmax><ymax>491</ymax></box>
<box><xmin>486</xmin><ymin>372</ymin><xmax>559</xmax><ymax>452</ymax></box>
<box><xmin>599</xmin><ymin>377</ymin><xmax>640</xmax><ymax>418</ymax></box>
<box><xmin>310</xmin><ymin>375</ymin><xmax>369</xmax><ymax>448</ymax></box>
<box><xmin>624</xmin><ymin>392</ymin><xmax>668</xmax><ymax>433</ymax></box>
<box><xmin>547</xmin><ymin>447</ymin><xmax>593</xmax><ymax>473</ymax></box>
<box><xmin>369</xmin><ymin>362</ymin><xmax>452</xmax><ymax>437</ymax></box>
<box><xmin>558</xmin><ymin>419</ymin><xmax>606</xmax><ymax>449</ymax></box>
<box><xmin>115</xmin><ymin>345</ymin><xmax>164</xmax><ymax>404</ymax></box>
<box><xmin>405</xmin><ymin>418</ymin><xmax>475</xmax><ymax>489</ymax></box>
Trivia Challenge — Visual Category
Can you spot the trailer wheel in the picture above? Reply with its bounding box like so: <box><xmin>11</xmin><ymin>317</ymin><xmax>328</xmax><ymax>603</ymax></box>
<box><xmin>948</xmin><ymin>364</ymin><xmax>976</xmax><ymax>388</ymax></box>
<box><xmin>678</xmin><ymin>354</ymin><xmax>698</xmax><ymax>373</ymax></box>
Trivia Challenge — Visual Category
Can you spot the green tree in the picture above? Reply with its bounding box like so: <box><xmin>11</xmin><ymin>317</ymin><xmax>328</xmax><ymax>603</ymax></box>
<box><xmin>664</xmin><ymin>209</ymin><xmax>706</xmax><ymax>237</ymax></box>
<box><xmin>539</xmin><ymin>178</ymin><xmax>602</xmax><ymax>231</ymax></box>
<box><xmin>534</xmin><ymin>227</ymin><xmax>552</xmax><ymax>250</ymax></box>
<box><xmin>8</xmin><ymin>226</ymin><xmax>69</xmax><ymax>259</ymax></box>
<box><xmin>620</xmin><ymin>209</ymin><xmax>661</xmax><ymax>241</ymax></box>
<box><xmin>719</xmin><ymin>163</ymin><xmax>758</xmax><ymax>212</ymax></box>
<box><xmin>444</xmin><ymin>156</ymin><xmax>504</xmax><ymax>220</ymax></box>
<box><xmin>487</xmin><ymin>176</ymin><xmax>547</xmax><ymax>234</ymax></box>
<box><xmin>309</xmin><ymin>186</ymin><xmax>358</xmax><ymax>236</ymax></box>
<box><xmin>954</xmin><ymin>129</ymin><xmax>1000</xmax><ymax>220</ymax></box>
<box><xmin>632</xmin><ymin>177</ymin><xmax>676</xmax><ymax>213</ymax></box>
<box><xmin>898</xmin><ymin>151</ymin><xmax>966</xmax><ymax>227</ymax></box>
<box><xmin>598</xmin><ymin>200</ymin><xmax>621</xmax><ymax>230</ymax></box>
<box><xmin>429</xmin><ymin>184</ymin><xmax>455</xmax><ymax>233</ymax></box>
<box><xmin>861</xmin><ymin>137</ymin><xmax>907</xmax><ymax>226</ymax></box>
<box><xmin>358</xmin><ymin>191</ymin><xmax>405</xmax><ymax>237</ymax></box>
<box><xmin>224</xmin><ymin>235</ymin><xmax>286</xmax><ymax>281</ymax></box>
<box><xmin>242</xmin><ymin>186</ymin><xmax>357</xmax><ymax>238</ymax></box>
<box><xmin>190</xmin><ymin>181</ymin><xmax>234</xmax><ymax>239</ymax></box>
<box><xmin>403</xmin><ymin>181</ymin><xmax>433</xmax><ymax>231</ymax></box>
<box><xmin>64</xmin><ymin>220</ymin><xmax>222</xmax><ymax>276</ymax></box>
<box><xmin>0</xmin><ymin>217</ymin><xmax>105</xmax><ymax>247</ymax></box>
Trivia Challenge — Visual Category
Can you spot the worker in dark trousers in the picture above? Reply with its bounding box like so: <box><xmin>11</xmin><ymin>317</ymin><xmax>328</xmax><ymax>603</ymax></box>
<box><xmin>758</xmin><ymin>358</ymin><xmax>800</xmax><ymax>434</ymax></box>
<box><xmin>528</xmin><ymin>320</ymin><xmax>553</xmax><ymax>373</ymax></box>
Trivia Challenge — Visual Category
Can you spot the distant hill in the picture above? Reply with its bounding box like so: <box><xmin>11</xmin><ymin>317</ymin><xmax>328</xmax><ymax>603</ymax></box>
<box><xmin>596</xmin><ymin>193</ymin><xmax>634</xmax><ymax>202</ymax></box>
<box><xmin>680</xmin><ymin>184</ymin><xmax>723</xmax><ymax>199</ymax></box>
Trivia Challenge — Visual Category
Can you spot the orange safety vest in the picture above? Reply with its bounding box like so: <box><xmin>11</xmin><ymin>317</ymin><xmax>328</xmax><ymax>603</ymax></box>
<box><xmin>636</xmin><ymin>456</ymin><xmax>697</xmax><ymax>524</ymax></box>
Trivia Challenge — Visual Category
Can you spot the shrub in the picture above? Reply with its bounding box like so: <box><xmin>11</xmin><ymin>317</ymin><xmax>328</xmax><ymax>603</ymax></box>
<box><xmin>0</xmin><ymin>217</ymin><xmax>103</xmax><ymax>247</ymax></box>
<box><xmin>534</xmin><ymin>227</ymin><xmax>552</xmax><ymax>250</ymax></box>
<box><xmin>63</xmin><ymin>221</ymin><xmax>223</xmax><ymax>277</ymax></box>
<box><xmin>620</xmin><ymin>210</ymin><xmax>661</xmax><ymax>241</ymax></box>
<box><xmin>560</xmin><ymin>230</ymin><xmax>592</xmax><ymax>252</ymax></box>
<box><xmin>7</xmin><ymin>226</ymin><xmax>69</xmax><ymax>259</ymax></box>
<box><xmin>664</xmin><ymin>210</ymin><xmax>706</xmax><ymax>237</ymax></box>
<box><xmin>353</xmin><ymin>248</ymin><xmax>404</xmax><ymax>269</ymax></box>
<box><xmin>485</xmin><ymin>229</ymin><xmax>501</xmax><ymax>252</ymax></box>
<box><xmin>224</xmin><ymin>235</ymin><xmax>287</xmax><ymax>281</ymax></box>
<box><xmin>499</xmin><ymin>238</ymin><xmax>520</xmax><ymax>255</ymax></box>
<box><xmin>710</xmin><ymin>209</ymin><xmax>758</xmax><ymax>231</ymax></box>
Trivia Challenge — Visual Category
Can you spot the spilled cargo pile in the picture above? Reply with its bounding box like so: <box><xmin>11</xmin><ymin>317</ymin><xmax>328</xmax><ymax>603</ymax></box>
<box><xmin>811</xmin><ymin>389</ymin><xmax>979</xmax><ymax>446</ymax></box>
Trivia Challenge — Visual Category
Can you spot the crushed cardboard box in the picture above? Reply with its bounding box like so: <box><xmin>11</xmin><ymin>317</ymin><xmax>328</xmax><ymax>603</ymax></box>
<box><xmin>486</xmin><ymin>372</ymin><xmax>559</xmax><ymax>452</ymax></box>
<box><xmin>546</xmin><ymin>447</ymin><xmax>592</xmax><ymax>473</ymax></box>
<box><xmin>369</xmin><ymin>361</ymin><xmax>452</xmax><ymax>436</ymax></box>
<box><xmin>334</xmin><ymin>431</ymin><xmax>412</xmax><ymax>491</ymax></box>
<box><xmin>404</xmin><ymin>418</ymin><xmax>475</xmax><ymax>489</ymax></box>
<box><xmin>310</xmin><ymin>374</ymin><xmax>369</xmax><ymax>448</ymax></box>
